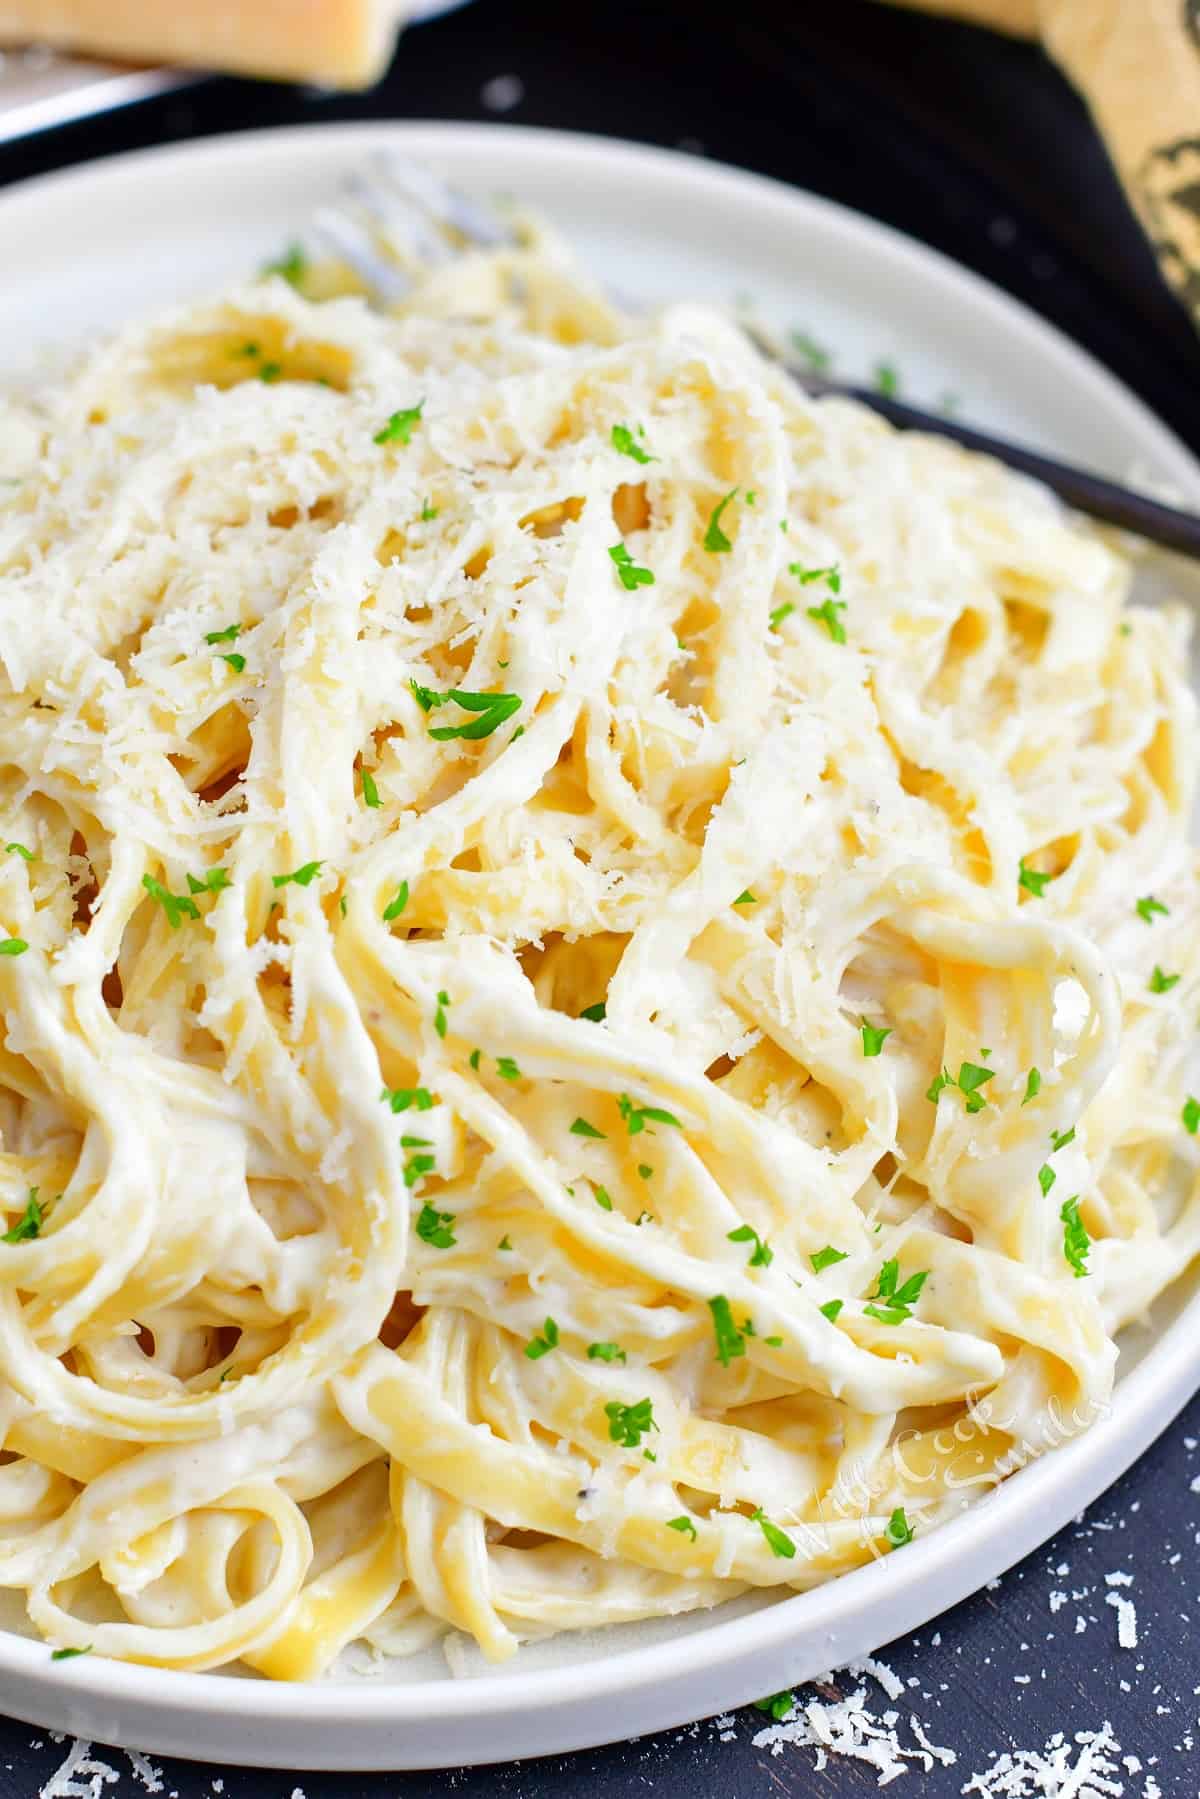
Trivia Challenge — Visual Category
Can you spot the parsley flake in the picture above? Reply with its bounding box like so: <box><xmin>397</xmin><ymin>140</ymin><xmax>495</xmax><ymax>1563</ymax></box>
<box><xmin>885</xmin><ymin>1506</ymin><xmax>914</xmax><ymax>1549</ymax></box>
<box><xmin>50</xmin><ymin>1646</ymin><xmax>92</xmax><ymax>1662</ymax></box>
<box><xmin>1022</xmin><ymin>1068</ymin><xmax>1041</xmax><ymax>1106</ymax></box>
<box><xmin>434</xmin><ymin>990</ymin><xmax>450</xmax><ymax>1038</ymax></box>
<box><xmin>810</xmin><ymin>1245</ymin><xmax>848</xmax><ymax>1273</ymax></box>
<box><xmin>612</xmin><ymin>423</ymin><xmax>656</xmax><ymax>463</ymax></box>
<box><xmin>1018</xmin><ymin>859</ymin><xmax>1054</xmax><ymax>898</ymax></box>
<box><xmin>380</xmin><ymin>1085</ymin><xmax>433</xmax><ymax>1113</ymax></box>
<box><xmin>593</xmin><ymin>1185</ymin><xmax>613</xmax><ymax>1211</ymax></box>
<box><xmin>272</xmin><ymin>862</ymin><xmax>323</xmax><ymax>889</ymax></box>
<box><xmin>361</xmin><ymin>768</ymin><xmax>381</xmax><ymax>809</ymax></box>
<box><xmin>498</xmin><ymin>1235</ymin><xmax>513</xmax><ymax>1251</ymax></box>
<box><xmin>3</xmin><ymin>1188</ymin><xmax>43</xmax><ymax>1243</ymax></box>
<box><xmin>4</xmin><ymin>842</ymin><xmax>33</xmax><ymax>861</ymax></box>
<box><xmin>1183</xmin><ymin>1096</ymin><xmax>1200</xmax><ymax>1135</ymax></box>
<box><xmin>186</xmin><ymin>868</ymin><xmax>230</xmax><ymax>896</ymax></box>
<box><xmin>403</xmin><ymin>1153</ymin><xmax>436</xmax><ymax>1189</ymax></box>
<box><xmin>957</xmin><ymin>1060</ymin><xmax>995</xmax><ymax>1114</ymax></box>
<box><xmin>579</xmin><ymin>1001</ymin><xmax>607</xmax><ymax>1022</ymax></box>
<box><xmin>374</xmin><ymin>402</ymin><xmax>424</xmax><ymax>446</ymax></box>
<box><xmin>382</xmin><ymin>881</ymin><xmax>409</xmax><ymax>922</ymax></box>
<box><xmin>608</xmin><ymin>541</ymin><xmax>655</xmax><ymax>590</ymax></box>
<box><xmin>0</xmin><ymin>937</ymin><xmax>29</xmax><ymax>957</ymax></box>
<box><xmin>751</xmin><ymin>1507</ymin><xmax>796</xmax><ymax>1559</ymax></box>
<box><xmin>524</xmin><ymin>1317</ymin><xmax>560</xmax><ymax>1360</ymax></box>
<box><xmin>204</xmin><ymin>624</ymin><xmax>242</xmax><ymax>646</ymax></box>
<box><xmin>415</xmin><ymin>1202</ymin><xmax>455</xmax><ymax>1248</ymax></box>
<box><xmin>707</xmin><ymin>1294</ymin><xmax>746</xmax><ymax>1366</ymax></box>
<box><xmin>754</xmin><ymin>1691</ymin><xmax>796</xmax><ymax>1721</ymax></box>
<box><xmin>667</xmin><ymin>1516</ymin><xmax>698</xmax><ymax>1542</ymax></box>
<box><xmin>1149</xmin><ymin>965</ymin><xmax>1180</xmax><ymax>994</ymax></box>
<box><xmin>789</xmin><ymin>328</ymin><xmax>832</xmax><ymax>371</ymax></box>
<box><xmin>820</xmin><ymin>1298</ymin><xmax>844</xmax><ymax>1321</ymax></box>
<box><xmin>1136</xmin><ymin>895</ymin><xmax>1168</xmax><ymax>924</ymax></box>
<box><xmin>141</xmin><ymin>874</ymin><xmax>201</xmax><ymax>928</ymax></box>
<box><xmin>636</xmin><ymin>1166</ymin><xmax>654</xmax><ymax>1182</ymax></box>
<box><xmin>788</xmin><ymin>563</ymin><xmax>842</xmax><ymax>593</ymax></box>
<box><xmin>496</xmin><ymin>1056</ymin><xmax>522</xmax><ymax>1082</ymax></box>
<box><xmin>1038</xmin><ymin>1164</ymin><xmax>1056</xmax><ymax>1197</ymax></box>
<box><xmin>863</xmin><ymin>1259</ymin><xmax>929</xmax><ymax>1325</ymax></box>
<box><xmin>617</xmin><ymin>1094</ymin><xmax>682</xmax><ymax>1136</ymax></box>
<box><xmin>570</xmin><ymin>1117</ymin><xmax>606</xmax><ymax>1139</ymax></box>
<box><xmin>860</xmin><ymin>1018</ymin><xmax>892</xmax><ymax>1058</ymax></box>
<box><xmin>806</xmin><ymin>597</ymin><xmax>847</xmax><ymax>644</ymax></box>
<box><xmin>703</xmin><ymin>488</ymin><xmax>739</xmax><ymax>553</ymax></box>
<box><xmin>411</xmin><ymin>681</ymin><xmax>523</xmax><ymax>741</ymax></box>
<box><xmin>605</xmin><ymin>1398</ymin><xmax>657</xmax><ymax>1447</ymax></box>
<box><xmin>728</xmin><ymin>1223</ymin><xmax>773</xmax><ymax>1267</ymax></box>
<box><xmin>1049</xmin><ymin>1126</ymin><xmax>1075</xmax><ymax>1152</ymax></box>
<box><xmin>874</xmin><ymin>361</ymin><xmax>900</xmax><ymax>397</ymax></box>
<box><xmin>768</xmin><ymin>602</ymin><xmax>795</xmax><ymax>631</ymax></box>
<box><xmin>588</xmin><ymin>1341</ymin><xmax>626</xmax><ymax>1363</ymax></box>
<box><xmin>262</xmin><ymin>242</ymin><xmax>308</xmax><ymax>287</ymax></box>
<box><xmin>1060</xmin><ymin>1196</ymin><xmax>1091</xmax><ymax>1277</ymax></box>
<box><xmin>733</xmin><ymin>890</ymin><xmax>757</xmax><ymax>906</ymax></box>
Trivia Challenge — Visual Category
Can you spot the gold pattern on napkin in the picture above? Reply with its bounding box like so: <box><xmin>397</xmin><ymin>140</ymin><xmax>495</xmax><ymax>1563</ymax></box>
<box><xmin>884</xmin><ymin>1</ymin><xmax>1200</xmax><ymax>329</ymax></box>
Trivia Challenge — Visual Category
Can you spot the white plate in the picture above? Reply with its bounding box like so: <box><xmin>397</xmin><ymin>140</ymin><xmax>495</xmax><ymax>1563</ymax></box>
<box><xmin>1</xmin><ymin>121</ymin><xmax>1198</xmax><ymax>1772</ymax></box>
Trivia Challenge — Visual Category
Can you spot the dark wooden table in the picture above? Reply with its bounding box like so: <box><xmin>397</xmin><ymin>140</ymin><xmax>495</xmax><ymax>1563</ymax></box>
<box><xmin>2</xmin><ymin>4</ymin><xmax>1198</xmax><ymax>1792</ymax></box>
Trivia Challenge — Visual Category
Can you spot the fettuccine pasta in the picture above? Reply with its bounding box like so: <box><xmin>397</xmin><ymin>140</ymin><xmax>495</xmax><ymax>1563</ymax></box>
<box><xmin>0</xmin><ymin>226</ymin><xmax>1198</xmax><ymax>1678</ymax></box>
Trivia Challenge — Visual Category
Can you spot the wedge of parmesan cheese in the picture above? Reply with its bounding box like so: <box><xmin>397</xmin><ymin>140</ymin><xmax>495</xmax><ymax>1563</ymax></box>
<box><xmin>0</xmin><ymin>0</ymin><xmax>409</xmax><ymax>88</ymax></box>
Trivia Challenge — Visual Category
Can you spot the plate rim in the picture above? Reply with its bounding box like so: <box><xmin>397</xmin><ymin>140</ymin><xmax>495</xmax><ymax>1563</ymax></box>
<box><xmin>1</xmin><ymin>117</ymin><xmax>1198</xmax><ymax>1769</ymax></box>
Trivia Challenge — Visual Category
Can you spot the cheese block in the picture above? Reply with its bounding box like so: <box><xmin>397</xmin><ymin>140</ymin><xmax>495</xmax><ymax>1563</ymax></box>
<box><xmin>0</xmin><ymin>0</ymin><xmax>408</xmax><ymax>88</ymax></box>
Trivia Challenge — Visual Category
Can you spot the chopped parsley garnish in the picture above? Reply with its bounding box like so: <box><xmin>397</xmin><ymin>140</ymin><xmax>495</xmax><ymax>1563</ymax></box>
<box><xmin>728</xmin><ymin>1223</ymin><xmax>773</xmax><ymax>1267</ymax></box>
<box><xmin>707</xmin><ymin>1294</ymin><xmax>747</xmax><ymax>1366</ymax></box>
<box><xmin>186</xmin><ymin>868</ymin><xmax>231</xmax><ymax>896</ymax></box>
<box><xmin>1183</xmin><ymin>1096</ymin><xmax>1200</xmax><ymax>1135</ymax></box>
<box><xmin>874</xmin><ymin>361</ymin><xmax>900</xmax><ymax>397</ymax></box>
<box><xmin>806</xmin><ymin>597</ymin><xmax>847</xmax><ymax>644</ymax></box>
<box><xmin>885</xmin><ymin>1506</ymin><xmax>914</xmax><ymax>1549</ymax></box>
<box><xmin>3</xmin><ymin>1188</ymin><xmax>43</xmax><ymax>1243</ymax></box>
<box><xmin>667</xmin><ymin>1516</ymin><xmax>698</xmax><ymax>1542</ymax></box>
<box><xmin>420</xmin><ymin>500</ymin><xmax>439</xmax><ymax>521</ymax></box>
<box><xmin>754</xmin><ymin>1691</ymin><xmax>796</xmax><ymax>1721</ymax></box>
<box><xmin>415</xmin><ymin>1202</ymin><xmax>455</xmax><ymax>1248</ymax></box>
<box><xmin>380</xmin><ymin>1085</ymin><xmax>433</xmax><ymax>1113</ymax></box>
<box><xmin>403</xmin><ymin>1153</ymin><xmax>436</xmax><ymax>1189</ymax></box>
<box><xmin>579</xmin><ymin>1001</ymin><xmax>607</xmax><ymax>1022</ymax></box>
<box><xmin>768</xmin><ymin>602</ymin><xmax>795</xmax><ymax>631</ymax></box>
<box><xmin>733</xmin><ymin>890</ymin><xmax>757</xmax><ymax>906</ymax></box>
<box><xmin>4</xmin><ymin>842</ymin><xmax>33</xmax><ymax>860</ymax></box>
<box><xmin>860</xmin><ymin>1018</ymin><xmax>892</xmax><ymax>1058</ymax></box>
<box><xmin>50</xmin><ymin>1646</ymin><xmax>92</xmax><ymax>1662</ymax></box>
<box><xmin>0</xmin><ymin>938</ymin><xmax>29</xmax><ymax>957</ymax></box>
<box><xmin>611</xmin><ymin>423</ymin><xmax>656</xmax><ymax>463</ymax></box>
<box><xmin>373</xmin><ymin>402</ymin><xmax>424</xmax><ymax>446</ymax></box>
<box><xmin>410</xmin><ymin>680</ymin><xmax>523</xmax><ymax>741</ymax></box>
<box><xmin>361</xmin><ymin>768</ymin><xmax>381</xmax><ymax>808</ymax></box>
<box><xmin>1022</xmin><ymin>1068</ymin><xmax>1041</xmax><ymax>1106</ymax></box>
<box><xmin>593</xmin><ymin>1185</ymin><xmax>613</xmax><ymax>1211</ymax></box>
<box><xmin>262</xmin><ymin>242</ymin><xmax>308</xmax><ymax>287</ymax></box>
<box><xmin>703</xmin><ymin>488</ymin><xmax>739</xmax><ymax>553</ymax></box>
<box><xmin>498</xmin><ymin>1235</ymin><xmax>513</xmax><ymax>1251</ymax></box>
<box><xmin>272</xmin><ymin>861</ymin><xmax>323</xmax><ymax>889</ymax></box>
<box><xmin>218</xmin><ymin>651</ymin><xmax>246</xmax><ymax>673</ymax></box>
<box><xmin>819</xmin><ymin>1298</ymin><xmax>844</xmax><ymax>1321</ymax></box>
<box><xmin>636</xmin><ymin>1166</ymin><xmax>654</xmax><ymax>1183</ymax></box>
<box><xmin>434</xmin><ymin>990</ymin><xmax>450</xmax><ymax>1038</ymax></box>
<box><xmin>587</xmin><ymin>1341</ymin><xmax>626</xmax><ymax>1363</ymax></box>
<box><xmin>469</xmin><ymin>1049</ymin><xmax>482</xmax><ymax>1071</ymax></box>
<box><xmin>1060</xmin><ymin>1196</ymin><xmax>1090</xmax><ymax>1277</ymax></box>
<box><xmin>1136</xmin><ymin>895</ymin><xmax>1168</xmax><ymax>924</ymax></box>
<box><xmin>605</xmin><ymin>1398</ymin><xmax>656</xmax><ymax>1447</ymax></box>
<box><xmin>496</xmin><ymin>1056</ymin><xmax>522</xmax><ymax>1082</ymax></box>
<box><xmin>1049</xmin><ymin>1126</ymin><xmax>1075</xmax><ymax>1152</ymax></box>
<box><xmin>751</xmin><ymin>1507</ymin><xmax>795</xmax><ymax>1559</ymax></box>
<box><xmin>617</xmin><ymin>1094</ymin><xmax>682</xmax><ymax>1136</ymax></box>
<box><xmin>863</xmin><ymin>1259</ymin><xmax>929</xmax><ymax>1325</ymax></box>
<box><xmin>524</xmin><ymin>1317</ymin><xmax>560</xmax><ymax>1360</ymax></box>
<box><xmin>1038</xmin><ymin>1164</ymin><xmax>1056</xmax><ymax>1197</ymax></box>
<box><xmin>1149</xmin><ymin>965</ymin><xmax>1180</xmax><ymax>994</ymax></box>
<box><xmin>1018</xmin><ymin>859</ymin><xmax>1054</xmax><ymax>898</ymax></box>
<box><xmin>764</xmin><ymin>1334</ymin><xmax>783</xmax><ymax>1347</ymax></box>
<box><xmin>142</xmin><ymin>873</ymin><xmax>201</xmax><ymax>928</ymax></box>
<box><xmin>570</xmin><ymin>1116</ymin><xmax>606</xmax><ymax>1139</ymax></box>
<box><xmin>789</xmin><ymin>328</ymin><xmax>832</xmax><ymax>370</ymax></box>
<box><xmin>789</xmin><ymin>563</ymin><xmax>841</xmax><ymax>593</ymax></box>
<box><xmin>204</xmin><ymin>624</ymin><xmax>242</xmax><ymax>645</ymax></box>
<box><xmin>810</xmin><ymin>1245</ymin><xmax>848</xmax><ymax>1273</ymax></box>
<box><xmin>928</xmin><ymin>1060</ymin><xmax>995</xmax><ymax>1113</ymax></box>
<box><xmin>258</xmin><ymin>365</ymin><xmax>282</xmax><ymax>386</ymax></box>
<box><xmin>608</xmin><ymin>542</ymin><xmax>655</xmax><ymax>590</ymax></box>
<box><xmin>382</xmin><ymin>881</ymin><xmax>409</xmax><ymax>922</ymax></box>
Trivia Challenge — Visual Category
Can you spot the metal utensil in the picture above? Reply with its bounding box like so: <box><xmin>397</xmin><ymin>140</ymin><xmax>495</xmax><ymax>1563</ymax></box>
<box><xmin>311</xmin><ymin>152</ymin><xmax>1200</xmax><ymax>561</ymax></box>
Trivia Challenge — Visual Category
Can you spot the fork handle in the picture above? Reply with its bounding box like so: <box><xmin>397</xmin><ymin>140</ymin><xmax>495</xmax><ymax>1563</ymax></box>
<box><xmin>802</xmin><ymin>376</ymin><xmax>1200</xmax><ymax>561</ymax></box>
